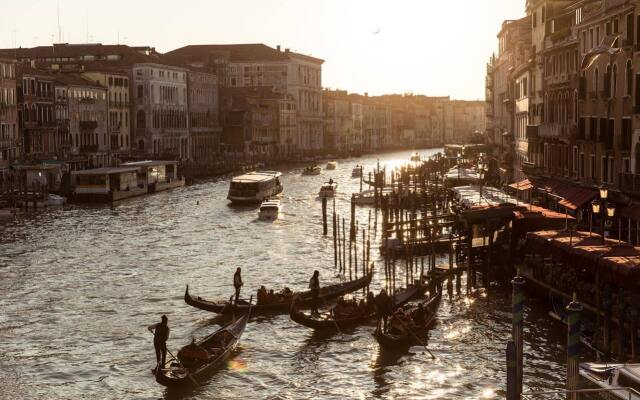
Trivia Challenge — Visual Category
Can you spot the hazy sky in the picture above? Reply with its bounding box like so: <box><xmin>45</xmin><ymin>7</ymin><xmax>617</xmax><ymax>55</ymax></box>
<box><xmin>0</xmin><ymin>0</ymin><xmax>524</xmax><ymax>100</ymax></box>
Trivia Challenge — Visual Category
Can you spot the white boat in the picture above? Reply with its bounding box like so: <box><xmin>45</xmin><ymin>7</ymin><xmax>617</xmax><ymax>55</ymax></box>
<box><xmin>227</xmin><ymin>171</ymin><xmax>283</xmax><ymax>204</ymax></box>
<box><xmin>48</xmin><ymin>194</ymin><xmax>66</xmax><ymax>206</ymax></box>
<box><xmin>258</xmin><ymin>199</ymin><xmax>281</xmax><ymax>220</ymax></box>
<box><xmin>580</xmin><ymin>362</ymin><xmax>640</xmax><ymax>399</ymax></box>
<box><xmin>302</xmin><ymin>165</ymin><xmax>322</xmax><ymax>176</ymax></box>
<box><xmin>326</xmin><ymin>161</ymin><xmax>337</xmax><ymax>170</ymax></box>
<box><xmin>410</xmin><ymin>152</ymin><xmax>421</xmax><ymax>162</ymax></box>
<box><xmin>318</xmin><ymin>182</ymin><xmax>338</xmax><ymax>198</ymax></box>
<box><xmin>352</xmin><ymin>165</ymin><xmax>363</xmax><ymax>177</ymax></box>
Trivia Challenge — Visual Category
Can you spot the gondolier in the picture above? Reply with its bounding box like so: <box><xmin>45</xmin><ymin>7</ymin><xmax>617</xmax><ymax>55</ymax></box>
<box><xmin>233</xmin><ymin>267</ymin><xmax>243</xmax><ymax>304</ymax></box>
<box><xmin>375</xmin><ymin>289</ymin><xmax>392</xmax><ymax>331</ymax></box>
<box><xmin>309</xmin><ymin>270</ymin><xmax>320</xmax><ymax>315</ymax></box>
<box><xmin>148</xmin><ymin>315</ymin><xmax>170</xmax><ymax>373</ymax></box>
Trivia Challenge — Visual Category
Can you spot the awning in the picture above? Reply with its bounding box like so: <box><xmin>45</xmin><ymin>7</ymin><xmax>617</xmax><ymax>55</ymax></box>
<box><xmin>620</xmin><ymin>203</ymin><xmax>640</xmax><ymax>221</ymax></box>
<box><xmin>541</xmin><ymin>182</ymin><xmax>598</xmax><ymax>210</ymax></box>
<box><xmin>509</xmin><ymin>179</ymin><xmax>533</xmax><ymax>191</ymax></box>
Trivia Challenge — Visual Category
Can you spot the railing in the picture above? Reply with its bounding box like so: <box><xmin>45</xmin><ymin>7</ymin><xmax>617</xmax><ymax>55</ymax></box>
<box><xmin>522</xmin><ymin>386</ymin><xmax>640</xmax><ymax>399</ymax></box>
<box><xmin>79</xmin><ymin>120</ymin><xmax>98</xmax><ymax>130</ymax></box>
<box><xmin>79</xmin><ymin>144</ymin><xmax>99</xmax><ymax>152</ymax></box>
<box><xmin>619</xmin><ymin>173</ymin><xmax>640</xmax><ymax>195</ymax></box>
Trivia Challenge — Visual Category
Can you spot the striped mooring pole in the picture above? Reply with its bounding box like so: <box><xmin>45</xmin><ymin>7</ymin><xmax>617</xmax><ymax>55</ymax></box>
<box><xmin>512</xmin><ymin>270</ymin><xmax>525</xmax><ymax>398</ymax></box>
<box><xmin>566</xmin><ymin>293</ymin><xmax>583</xmax><ymax>400</ymax></box>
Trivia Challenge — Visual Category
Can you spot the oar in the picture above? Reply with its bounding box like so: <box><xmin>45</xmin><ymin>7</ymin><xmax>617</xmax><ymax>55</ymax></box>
<box><xmin>320</xmin><ymin>296</ymin><xmax>343</xmax><ymax>334</ymax></box>
<box><xmin>148</xmin><ymin>331</ymin><xmax>200</xmax><ymax>387</ymax></box>
<box><xmin>394</xmin><ymin>313</ymin><xmax>436</xmax><ymax>360</ymax></box>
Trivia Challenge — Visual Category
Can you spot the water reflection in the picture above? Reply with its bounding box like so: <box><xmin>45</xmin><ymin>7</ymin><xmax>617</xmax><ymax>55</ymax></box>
<box><xmin>0</xmin><ymin>149</ymin><xmax>568</xmax><ymax>399</ymax></box>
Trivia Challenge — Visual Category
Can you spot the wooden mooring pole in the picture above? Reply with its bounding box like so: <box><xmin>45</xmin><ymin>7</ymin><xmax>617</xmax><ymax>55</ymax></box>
<box><xmin>322</xmin><ymin>197</ymin><xmax>328</xmax><ymax>236</ymax></box>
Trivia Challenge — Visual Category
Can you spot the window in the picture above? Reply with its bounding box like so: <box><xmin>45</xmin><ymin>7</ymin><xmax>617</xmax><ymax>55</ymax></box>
<box><xmin>533</xmin><ymin>12</ymin><xmax>537</xmax><ymax>28</ymax></box>
<box><xmin>602</xmin><ymin>157</ymin><xmax>608</xmax><ymax>184</ymax></box>
<box><xmin>627</xmin><ymin>60</ymin><xmax>633</xmax><ymax>96</ymax></box>
<box><xmin>137</xmin><ymin>85</ymin><xmax>143</xmax><ymax>99</ymax></box>
<box><xmin>613</xmin><ymin>64</ymin><xmax>618</xmax><ymax>97</ymax></box>
<box><xmin>580</xmin><ymin>153</ymin><xmax>585</xmax><ymax>178</ymax></box>
<box><xmin>594</xmin><ymin>68</ymin><xmax>599</xmax><ymax>93</ymax></box>
<box><xmin>590</xmin><ymin>155</ymin><xmax>596</xmax><ymax>180</ymax></box>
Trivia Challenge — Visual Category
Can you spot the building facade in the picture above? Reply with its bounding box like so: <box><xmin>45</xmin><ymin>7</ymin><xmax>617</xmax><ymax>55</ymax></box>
<box><xmin>0</xmin><ymin>58</ymin><xmax>18</xmax><ymax>164</ymax></box>
<box><xmin>187</xmin><ymin>69</ymin><xmax>221</xmax><ymax>162</ymax></box>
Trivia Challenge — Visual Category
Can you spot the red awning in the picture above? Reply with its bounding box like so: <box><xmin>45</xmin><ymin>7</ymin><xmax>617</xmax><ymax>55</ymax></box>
<box><xmin>509</xmin><ymin>179</ymin><xmax>533</xmax><ymax>191</ymax></box>
<box><xmin>554</xmin><ymin>185</ymin><xmax>597</xmax><ymax>210</ymax></box>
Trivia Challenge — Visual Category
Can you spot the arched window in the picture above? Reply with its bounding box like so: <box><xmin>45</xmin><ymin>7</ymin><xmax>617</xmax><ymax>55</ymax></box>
<box><xmin>626</xmin><ymin>60</ymin><xmax>633</xmax><ymax>96</ymax></box>
<box><xmin>594</xmin><ymin>68</ymin><xmax>599</xmax><ymax>93</ymax></box>
<box><xmin>136</xmin><ymin>110</ymin><xmax>146</xmax><ymax>130</ymax></box>
<box><xmin>613</xmin><ymin>63</ymin><xmax>618</xmax><ymax>97</ymax></box>
<box><xmin>138</xmin><ymin>139</ymin><xmax>145</xmax><ymax>151</ymax></box>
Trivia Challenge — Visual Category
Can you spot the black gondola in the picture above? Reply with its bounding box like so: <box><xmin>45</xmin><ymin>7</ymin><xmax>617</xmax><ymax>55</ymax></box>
<box><xmin>373</xmin><ymin>287</ymin><xmax>442</xmax><ymax>348</ymax></box>
<box><xmin>289</xmin><ymin>282</ymin><xmax>425</xmax><ymax>331</ymax></box>
<box><xmin>155</xmin><ymin>305</ymin><xmax>251</xmax><ymax>387</ymax></box>
<box><xmin>185</xmin><ymin>266</ymin><xmax>373</xmax><ymax>315</ymax></box>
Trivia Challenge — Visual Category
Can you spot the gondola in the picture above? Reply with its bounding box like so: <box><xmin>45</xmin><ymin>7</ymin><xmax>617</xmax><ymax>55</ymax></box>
<box><xmin>185</xmin><ymin>266</ymin><xmax>374</xmax><ymax>315</ymax></box>
<box><xmin>373</xmin><ymin>286</ymin><xmax>442</xmax><ymax>348</ymax></box>
<box><xmin>289</xmin><ymin>282</ymin><xmax>425</xmax><ymax>331</ymax></box>
<box><xmin>155</xmin><ymin>303</ymin><xmax>251</xmax><ymax>387</ymax></box>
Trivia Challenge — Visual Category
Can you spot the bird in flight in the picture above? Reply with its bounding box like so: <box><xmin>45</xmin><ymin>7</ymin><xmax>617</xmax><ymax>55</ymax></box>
<box><xmin>373</xmin><ymin>28</ymin><xmax>381</xmax><ymax>35</ymax></box>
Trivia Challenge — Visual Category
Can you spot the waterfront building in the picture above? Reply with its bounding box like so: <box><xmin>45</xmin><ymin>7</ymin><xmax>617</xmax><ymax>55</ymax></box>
<box><xmin>186</xmin><ymin>69</ymin><xmax>221</xmax><ymax>162</ymax></box>
<box><xmin>17</xmin><ymin>67</ymin><xmax>56</xmax><ymax>159</ymax></box>
<box><xmin>0</xmin><ymin>58</ymin><xmax>18</xmax><ymax>165</ymax></box>
<box><xmin>81</xmin><ymin>69</ymin><xmax>132</xmax><ymax>155</ymax></box>
<box><xmin>132</xmin><ymin>62</ymin><xmax>189</xmax><ymax>159</ymax></box>
<box><xmin>54</xmin><ymin>73</ymin><xmax>109</xmax><ymax>169</ymax></box>
<box><xmin>165</xmin><ymin>44</ymin><xmax>324</xmax><ymax>154</ymax></box>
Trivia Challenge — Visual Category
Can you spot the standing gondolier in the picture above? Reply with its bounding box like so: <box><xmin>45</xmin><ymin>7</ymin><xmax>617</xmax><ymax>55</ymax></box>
<box><xmin>148</xmin><ymin>315</ymin><xmax>170</xmax><ymax>373</ymax></box>
<box><xmin>375</xmin><ymin>289</ymin><xmax>392</xmax><ymax>331</ymax></box>
<box><xmin>309</xmin><ymin>270</ymin><xmax>320</xmax><ymax>315</ymax></box>
<box><xmin>233</xmin><ymin>267</ymin><xmax>243</xmax><ymax>304</ymax></box>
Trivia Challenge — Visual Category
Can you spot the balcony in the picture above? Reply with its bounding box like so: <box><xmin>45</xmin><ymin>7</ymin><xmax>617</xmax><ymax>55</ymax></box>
<box><xmin>526</xmin><ymin>125</ymin><xmax>539</xmax><ymax>141</ymax></box>
<box><xmin>79</xmin><ymin>144</ymin><xmax>99</xmax><ymax>153</ymax></box>
<box><xmin>620</xmin><ymin>173</ymin><xmax>640</xmax><ymax>196</ymax></box>
<box><xmin>523</xmin><ymin>161</ymin><xmax>544</xmax><ymax>177</ymax></box>
<box><xmin>79</xmin><ymin>120</ymin><xmax>98</xmax><ymax>130</ymax></box>
<box><xmin>539</xmin><ymin>124</ymin><xmax>561</xmax><ymax>139</ymax></box>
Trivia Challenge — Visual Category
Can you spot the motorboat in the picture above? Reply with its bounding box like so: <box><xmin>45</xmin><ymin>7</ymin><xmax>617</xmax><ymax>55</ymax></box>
<box><xmin>410</xmin><ymin>152</ymin><xmax>421</xmax><ymax>162</ymax></box>
<box><xmin>302</xmin><ymin>165</ymin><xmax>322</xmax><ymax>176</ymax></box>
<box><xmin>319</xmin><ymin>182</ymin><xmax>338</xmax><ymax>198</ymax></box>
<box><xmin>579</xmin><ymin>362</ymin><xmax>640</xmax><ymax>399</ymax></box>
<box><xmin>326</xmin><ymin>161</ymin><xmax>337</xmax><ymax>170</ymax></box>
<box><xmin>352</xmin><ymin>165</ymin><xmax>363</xmax><ymax>177</ymax></box>
<box><xmin>227</xmin><ymin>171</ymin><xmax>283</xmax><ymax>204</ymax></box>
<box><xmin>258</xmin><ymin>199</ymin><xmax>281</xmax><ymax>220</ymax></box>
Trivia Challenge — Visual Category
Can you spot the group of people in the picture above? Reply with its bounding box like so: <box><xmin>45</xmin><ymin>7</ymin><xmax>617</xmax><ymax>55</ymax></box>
<box><xmin>256</xmin><ymin>286</ymin><xmax>293</xmax><ymax>304</ymax></box>
<box><xmin>331</xmin><ymin>292</ymin><xmax>376</xmax><ymax>318</ymax></box>
<box><xmin>387</xmin><ymin>302</ymin><xmax>430</xmax><ymax>335</ymax></box>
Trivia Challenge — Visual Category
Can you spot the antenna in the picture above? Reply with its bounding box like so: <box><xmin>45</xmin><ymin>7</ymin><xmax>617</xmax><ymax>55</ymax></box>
<box><xmin>57</xmin><ymin>0</ymin><xmax>61</xmax><ymax>43</ymax></box>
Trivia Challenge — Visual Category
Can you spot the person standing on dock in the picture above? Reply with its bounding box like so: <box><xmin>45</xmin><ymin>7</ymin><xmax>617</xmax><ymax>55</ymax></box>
<box><xmin>309</xmin><ymin>270</ymin><xmax>320</xmax><ymax>315</ymax></box>
<box><xmin>148</xmin><ymin>315</ymin><xmax>170</xmax><ymax>373</ymax></box>
<box><xmin>234</xmin><ymin>267</ymin><xmax>243</xmax><ymax>304</ymax></box>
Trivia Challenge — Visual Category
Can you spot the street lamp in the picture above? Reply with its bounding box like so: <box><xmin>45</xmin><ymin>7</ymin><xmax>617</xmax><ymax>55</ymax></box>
<box><xmin>591</xmin><ymin>184</ymin><xmax>615</xmax><ymax>244</ymax></box>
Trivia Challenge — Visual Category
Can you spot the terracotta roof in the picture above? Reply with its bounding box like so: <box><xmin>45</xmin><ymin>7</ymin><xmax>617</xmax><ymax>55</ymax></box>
<box><xmin>51</xmin><ymin>73</ymin><xmax>104</xmax><ymax>88</ymax></box>
<box><xmin>166</xmin><ymin>44</ymin><xmax>324</xmax><ymax>63</ymax></box>
<box><xmin>509</xmin><ymin>178</ymin><xmax>533</xmax><ymax>191</ymax></box>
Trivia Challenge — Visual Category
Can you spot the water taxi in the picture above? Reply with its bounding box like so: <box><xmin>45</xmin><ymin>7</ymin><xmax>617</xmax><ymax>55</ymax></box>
<box><xmin>302</xmin><ymin>165</ymin><xmax>322</xmax><ymax>176</ymax></box>
<box><xmin>326</xmin><ymin>161</ymin><xmax>337</xmax><ymax>170</ymax></box>
<box><xmin>258</xmin><ymin>199</ymin><xmax>281</xmax><ymax>220</ymax></box>
<box><xmin>351</xmin><ymin>165</ymin><xmax>363</xmax><ymax>177</ymax></box>
<box><xmin>580</xmin><ymin>362</ymin><xmax>640</xmax><ymax>399</ymax></box>
<box><xmin>227</xmin><ymin>171</ymin><xmax>283</xmax><ymax>204</ymax></box>
<box><xmin>351</xmin><ymin>189</ymin><xmax>376</xmax><ymax>205</ymax></box>
<box><xmin>319</xmin><ymin>182</ymin><xmax>338</xmax><ymax>198</ymax></box>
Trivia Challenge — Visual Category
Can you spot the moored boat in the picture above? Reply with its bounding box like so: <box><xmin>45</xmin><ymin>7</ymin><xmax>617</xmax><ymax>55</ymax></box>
<box><xmin>185</xmin><ymin>266</ymin><xmax>374</xmax><ymax>315</ymax></box>
<box><xmin>155</xmin><ymin>308</ymin><xmax>250</xmax><ymax>387</ymax></box>
<box><xmin>227</xmin><ymin>171</ymin><xmax>283</xmax><ymax>204</ymax></box>
<box><xmin>302</xmin><ymin>165</ymin><xmax>322</xmax><ymax>176</ymax></box>
<box><xmin>326</xmin><ymin>161</ymin><xmax>337</xmax><ymax>170</ymax></box>
<box><xmin>352</xmin><ymin>165</ymin><xmax>363</xmax><ymax>177</ymax></box>
<box><xmin>290</xmin><ymin>282</ymin><xmax>425</xmax><ymax>331</ymax></box>
<box><xmin>258</xmin><ymin>199</ymin><xmax>281</xmax><ymax>220</ymax></box>
<box><xmin>374</xmin><ymin>286</ymin><xmax>442</xmax><ymax>348</ymax></box>
<box><xmin>318</xmin><ymin>182</ymin><xmax>338</xmax><ymax>198</ymax></box>
<box><xmin>579</xmin><ymin>362</ymin><xmax>640</xmax><ymax>399</ymax></box>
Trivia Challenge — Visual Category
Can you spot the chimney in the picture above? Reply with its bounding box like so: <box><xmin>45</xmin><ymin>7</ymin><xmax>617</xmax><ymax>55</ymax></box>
<box><xmin>365</xmin><ymin>92</ymin><xmax>368</xmax><ymax>97</ymax></box>
<box><xmin>285</xmin><ymin>48</ymin><xmax>290</xmax><ymax>54</ymax></box>
<box><xmin>277</xmin><ymin>45</ymin><xmax>281</xmax><ymax>52</ymax></box>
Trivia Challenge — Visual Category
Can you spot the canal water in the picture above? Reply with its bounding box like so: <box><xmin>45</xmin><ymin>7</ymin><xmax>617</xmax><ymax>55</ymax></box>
<box><xmin>1</xmin><ymin>149</ymin><xmax>569</xmax><ymax>399</ymax></box>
